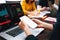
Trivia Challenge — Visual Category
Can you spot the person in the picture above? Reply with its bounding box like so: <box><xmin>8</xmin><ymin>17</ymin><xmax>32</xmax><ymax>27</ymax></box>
<box><xmin>37</xmin><ymin>0</ymin><xmax>58</xmax><ymax>17</ymax></box>
<box><xmin>37</xmin><ymin>0</ymin><xmax>55</xmax><ymax>11</ymax></box>
<box><xmin>19</xmin><ymin>2</ymin><xmax>60</xmax><ymax>40</ymax></box>
<box><xmin>21</xmin><ymin>0</ymin><xmax>40</xmax><ymax>16</ymax></box>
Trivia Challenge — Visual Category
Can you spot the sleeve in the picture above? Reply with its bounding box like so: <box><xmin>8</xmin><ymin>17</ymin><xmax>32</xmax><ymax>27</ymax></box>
<box><xmin>21</xmin><ymin>1</ymin><xmax>28</xmax><ymax>15</ymax></box>
<box><xmin>49</xmin><ymin>4</ymin><xmax>60</xmax><ymax>40</ymax></box>
<box><xmin>32</xmin><ymin>2</ymin><xmax>41</xmax><ymax>13</ymax></box>
<box><xmin>32</xmin><ymin>2</ymin><xmax>36</xmax><ymax>11</ymax></box>
<box><xmin>25</xmin><ymin>35</ymin><xmax>38</xmax><ymax>40</ymax></box>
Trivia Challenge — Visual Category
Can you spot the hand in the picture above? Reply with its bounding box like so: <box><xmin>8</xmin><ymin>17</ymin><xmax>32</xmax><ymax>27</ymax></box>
<box><xmin>33</xmin><ymin>10</ymin><xmax>39</xmax><ymax>16</ymax></box>
<box><xmin>41</xmin><ymin>16</ymin><xmax>48</xmax><ymax>20</ymax></box>
<box><xmin>19</xmin><ymin>21</ymin><xmax>32</xmax><ymax>36</ymax></box>
<box><xmin>29</xmin><ymin>10</ymin><xmax>39</xmax><ymax>16</ymax></box>
<box><xmin>28</xmin><ymin>12</ymin><xmax>35</xmax><ymax>16</ymax></box>
<box><xmin>32</xmin><ymin>19</ymin><xmax>41</xmax><ymax>24</ymax></box>
<box><xmin>32</xmin><ymin>19</ymin><xmax>44</xmax><ymax>28</ymax></box>
<box><xmin>19</xmin><ymin>21</ymin><xmax>29</xmax><ymax>30</ymax></box>
<box><xmin>32</xmin><ymin>19</ymin><xmax>53</xmax><ymax>30</ymax></box>
<box><xmin>42</xmin><ymin>7</ymin><xmax>48</xmax><ymax>11</ymax></box>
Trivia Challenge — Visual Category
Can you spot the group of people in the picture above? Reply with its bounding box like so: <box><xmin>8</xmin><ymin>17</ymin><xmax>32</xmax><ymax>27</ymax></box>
<box><xmin>21</xmin><ymin>0</ymin><xmax>54</xmax><ymax>16</ymax></box>
<box><xmin>19</xmin><ymin>0</ymin><xmax>60</xmax><ymax>40</ymax></box>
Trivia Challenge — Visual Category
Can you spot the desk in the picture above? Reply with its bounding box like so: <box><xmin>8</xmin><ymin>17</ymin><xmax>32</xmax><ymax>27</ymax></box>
<box><xmin>37</xmin><ymin>29</ymin><xmax>52</xmax><ymax>40</ymax></box>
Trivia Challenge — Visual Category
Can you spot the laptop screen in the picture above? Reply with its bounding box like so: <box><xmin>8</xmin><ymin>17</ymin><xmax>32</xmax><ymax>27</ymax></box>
<box><xmin>0</xmin><ymin>4</ymin><xmax>8</xmax><ymax>16</ymax></box>
<box><xmin>0</xmin><ymin>4</ymin><xmax>9</xmax><ymax>23</ymax></box>
<box><xmin>0</xmin><ymin>8</ymin><xmax>8</xmax><ymax>16</ymax></box>
<box><xmin>6</xmin><ymin>2</ymin><xmax>24</xmax><ymax>17</ymax></box>
<box><xmin>0</xmin><ymin>4</ymin><xmax>11</xmax><ymax>32</ymax></box>
<box><xmin>0</xmin><ymin>2</ymin><xmax>24</xmax><ymax>32</ymax></box>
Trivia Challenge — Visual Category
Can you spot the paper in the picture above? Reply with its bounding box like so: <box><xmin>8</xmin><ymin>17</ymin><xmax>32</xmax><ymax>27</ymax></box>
<box><xmin>28</xmin><ymin>11</ymin><xmax>50</xmax><ymax>18</ymax></box>
<box><xmin>45</xmin><ymin>17</ymin><xmax>57</xmax><ymax>22</ymax></box>
<box><xmin>0</xmin><ymin>0</ymin><xmax>6</xmax><ymax>3</ymax></box>
<box><xmin>6</xmin><ymin>0</ymin><xmax>21</xmax><ymax>1</ymax></box>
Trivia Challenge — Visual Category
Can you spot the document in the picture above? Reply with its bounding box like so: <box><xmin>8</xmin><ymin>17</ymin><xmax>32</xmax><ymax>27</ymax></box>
<box><xmin>28</xmin><ymin>11</ymin><xmax>50</xmax><ymax>18</ymax></box>
<box><xmin>45</xmin><ymin>17</ymin><xmax>57</xmax><ymax>22</ymax></box>
<box><xmin>0</xmin><ymin>0</ymin><xmax>6</xmax><ymax>3</ymax></box>
<box><xmin>6</xmin><ymin>0</ymin><xmax>21</xmax><ymax>1</ymax></box>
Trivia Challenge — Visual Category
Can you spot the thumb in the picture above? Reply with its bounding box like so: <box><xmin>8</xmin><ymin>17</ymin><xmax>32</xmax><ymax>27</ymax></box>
<box><xmin>32</xmin><ymin>19</ymin><xmax>41</xmax><ymax>24</ymax></box>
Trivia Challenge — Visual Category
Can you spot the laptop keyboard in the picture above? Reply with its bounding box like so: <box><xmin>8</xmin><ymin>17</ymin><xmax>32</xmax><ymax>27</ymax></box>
<box><xmin>6</xmin><ymin>27</ymin><xmax>23</xmax><ymax>37</ymax></box>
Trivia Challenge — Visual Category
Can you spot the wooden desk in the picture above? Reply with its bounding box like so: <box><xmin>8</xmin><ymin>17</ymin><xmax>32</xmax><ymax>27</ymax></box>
<box><xmin>37</xmin><ymin>29</ymin><xmax>52</xmax><ymax>40</ymax></box>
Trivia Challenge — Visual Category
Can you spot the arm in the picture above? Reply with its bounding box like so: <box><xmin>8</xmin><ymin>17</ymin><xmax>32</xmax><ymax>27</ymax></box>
<box><xmin>37</xmin><ymin>0</ymin><xmax>49</xmax><ymax>11</ymax></box>
<box><xmin>21</xmin><ymin>1</ymin><xmax>33</xmax><ymax>15</ymax></box>
<box><xmin>37</xmin><ymin>0</ymin><xmax>45</xmax><ymax>11</ymax></box>
<box><xmin>19</xmin><ymin>21</ymin><xmax>38</xmax><ymax>40</ymax></box>
<box><xmin>32</xmin><ymin>2</ymin><xmax>36</xmax><ymax>11</ymax></box>
<box><xmin>50</xmin><ymin>5</ymin><xmax>60</xmax><ymax>40</ymax></box>
<box><xmin>19</xmin><ymin>21</ymin><xmax>32</xmax><ymax>36</ymax></box>
<box><xmin>32</xmin><ymin>19</ymin><xmax>53</xmax><ymax>30</ymax></box>
<box><xmin>25</xmin><ymin>35</ymin><xmax>38</xmax><ymax>40</ymax></box>
<box><xmin>40</xmin><ymin>21</ymin><xmax>53</xmax><ymax>30</ymax></box>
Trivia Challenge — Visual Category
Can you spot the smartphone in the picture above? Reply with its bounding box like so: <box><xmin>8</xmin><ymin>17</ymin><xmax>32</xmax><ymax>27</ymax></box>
<box><xmin>20</xmin><ymin>16</ymin><xmax>38</xmax><ymax>29</ymax></box>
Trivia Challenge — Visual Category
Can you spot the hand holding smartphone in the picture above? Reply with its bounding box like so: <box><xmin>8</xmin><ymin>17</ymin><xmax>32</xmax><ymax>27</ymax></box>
<box><xmin>20</xmin><ymin>16</ymin><xmax>38</xmax><ymax>29</ymax></box>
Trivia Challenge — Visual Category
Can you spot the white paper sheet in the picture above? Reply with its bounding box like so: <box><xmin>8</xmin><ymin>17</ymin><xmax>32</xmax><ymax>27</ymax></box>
<box><xmin>0</xmin><ymin>0</ymin><xmax>6</xmax><ymax>4</ymax></box>
<box><xmin>28</xmin><ymin>11</ymin><xmax>50</xmax><ymax>18</ymax></box>
<box><xmin>6</xmin><ymin>0</ymin><xmax>21</xmax><ymax>1</ymax></box>
<box><xmin>45</xmin><ymin>17</ymin><xmax>57</xmax><ymax>22</ymax></box>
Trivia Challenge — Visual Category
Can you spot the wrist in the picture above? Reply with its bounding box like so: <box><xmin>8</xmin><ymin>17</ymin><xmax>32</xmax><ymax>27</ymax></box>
<box><xmin>23</xmin><ymin>26</ymin><xmax>29</xmax><ymax>30</ymax></box>
<box><xmin>40</xmin><ymin>22</ymin><xmax>45</xmax><ymax>28</ymax></box>
<box><xmin>23</xmin><ymin>26</ymin><xmax>32</xmax><ymax>36</ymax></box>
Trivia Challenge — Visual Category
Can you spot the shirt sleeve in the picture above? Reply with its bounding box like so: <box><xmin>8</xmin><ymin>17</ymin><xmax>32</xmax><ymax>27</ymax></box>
<box><xmin>25</xmin><ymin>35</ymin><xmax>38</xmax><ymax>40</ymax></box>
<box><xmin>21</xmin><ymin>1</ymin><xmax>28</xmax><ymax>15</ymax></box>
<box><xmin>32</xmin><ymin>2</ymin><xmax>36</xmax><ymax>11</ymax></box>
<box><xmin>49</xmin><ymin>5</ymin><xmax>60</xmax><ymax>40</ymax></box>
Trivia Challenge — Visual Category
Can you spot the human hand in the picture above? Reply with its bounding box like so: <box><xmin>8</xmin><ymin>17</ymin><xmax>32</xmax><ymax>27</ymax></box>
<box><xmin>19</xmin><ymin>21</ymin><xmax>32</xmax><ymax>36</ymax></box>
<box><xmin>19</xmin><ymin>20</ymin><xmax>29</xmax><ymax>30</ymax></box>
<box><xmin>32</xmin><ymin>19</ymin><xmax>44</xmax><ymax>28</ymax></box>
<box><xmin>32</xmin><ymin>19</ymin><xmax>53</xmax><ymax>30</ymax></box>
<box><xmin>42</xmin><ymin>7</ymin><xmax>48</xmax><ymax>11</ymax></box>
<box><xmin>29</xmin><ymin>10</ymin><xmax>39</xmax><ymax>16</ymax></box>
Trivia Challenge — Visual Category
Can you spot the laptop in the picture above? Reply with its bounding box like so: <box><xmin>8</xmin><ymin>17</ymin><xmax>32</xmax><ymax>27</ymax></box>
<box><xmin>0</xmin><ymin>1</ymin><xmax>44</xmax><ymax>40</ymax></box>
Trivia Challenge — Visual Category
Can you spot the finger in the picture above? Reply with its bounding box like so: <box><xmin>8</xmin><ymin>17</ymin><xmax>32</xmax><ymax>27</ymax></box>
<box><xmin>19</xmin><ymin>21</ymin><xmax>25</xmax><ymax>30</ymax></box>
<box><xmin>19</xmin><ymin>21</ymin><xmax>24</xmax><ymax>27</ymax></box>
<box><xmin>18</xmin><ymin>22</ymin><xmax>21</xmax><ymax>26</ymax></box>
<box><xmin>18</xmin><ymin>22</ymin><xmax>22</xmax><ymax>29</ymax></box>
<box><xmin>21</xmin><ymin>20</ymin><xmax>28</xmax><ymax>27</ymax></box>
<box><xmin>37</xmin><ymin>25</ymin><xmax>43</xmax><ymax>28</ymax></box>
<box><xmin>21</xmin><ymin>19</ymin><xmax>26</xmax><ymax>25</ymax></box>
<box><xmin>32</xmin><ymin>19</ymin><xmax>41</xmax><ymax>24</ymax></box>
